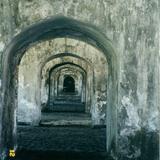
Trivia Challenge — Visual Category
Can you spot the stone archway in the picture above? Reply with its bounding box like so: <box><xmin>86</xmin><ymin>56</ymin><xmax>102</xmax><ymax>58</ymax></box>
<box><xmin>47</xmin><ymin>63</ymin><xmax>87</xmax><ymax>112</ymax></box>
<box><xmin>0</xmin><ymin>16</ymin><xmax>118</xmax><ymax>159</ymax></box>
<box><xmin>40</xmin><ymin>53</ymin><xmax>93</xmax><ymax>115</ymax></box>
<box><xmin>48</xmin><ymin>63</ymin><xmax>87</xmax><ymax>105</ymax></box>
<box><xmin>37</xmin><ymin>49</ymin><xmax>108</xmax><ymax>124</ymax></box>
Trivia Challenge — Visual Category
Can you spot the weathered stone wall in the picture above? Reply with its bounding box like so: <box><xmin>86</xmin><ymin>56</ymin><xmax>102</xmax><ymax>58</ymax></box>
<box><xmin>0</xmin><ymin>0</ymin><xmax>159</xmax><ymax>159</ymax></box>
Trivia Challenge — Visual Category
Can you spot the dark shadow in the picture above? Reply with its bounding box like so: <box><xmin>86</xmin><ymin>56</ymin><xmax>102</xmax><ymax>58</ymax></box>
<box><xmin>63</xmin><ymin>76</ymin><xmax>75</xmax><ymax>93</ymax></box>
<box><xmin>14</xmin><ymin>150</ymin><xmax>111</xmax><ymax>160</ymax></box>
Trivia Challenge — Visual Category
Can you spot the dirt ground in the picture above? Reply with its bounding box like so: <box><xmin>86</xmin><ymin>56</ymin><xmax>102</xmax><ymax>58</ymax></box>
<box><xmin>14</xmin><ymin>125</ymin><xmax>112</xmax><ymax>160</ymax></box>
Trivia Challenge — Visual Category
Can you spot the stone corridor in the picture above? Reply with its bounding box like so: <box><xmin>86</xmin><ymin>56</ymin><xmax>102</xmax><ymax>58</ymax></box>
<box><xmin>0</xmin><ymin>1</ymin><xmax>159</xmax><ymax>159</ymax></box>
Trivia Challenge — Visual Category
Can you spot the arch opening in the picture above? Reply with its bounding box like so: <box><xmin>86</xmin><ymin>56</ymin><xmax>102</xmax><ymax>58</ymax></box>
<box><xmin>46</xmin><ymin>62</ymin><xmax>87</xmax><ymax>113</ymax></box>
<box><xmin>0</xmin><ymin>16</ymin><xmax>118</xmax><ymax>159</ymax></box>
<box><xmin>63</xmin><ymin>76</ymin><xmax>75</xmax><ymax>93</ymax></box>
